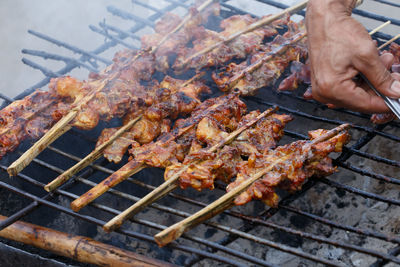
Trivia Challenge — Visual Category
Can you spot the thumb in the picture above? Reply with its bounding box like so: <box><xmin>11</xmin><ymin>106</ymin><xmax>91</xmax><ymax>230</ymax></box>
<box><xmin>356</xmin><ymin>48</ymin><xmax>400</xmax><ymax>99</ymax></box>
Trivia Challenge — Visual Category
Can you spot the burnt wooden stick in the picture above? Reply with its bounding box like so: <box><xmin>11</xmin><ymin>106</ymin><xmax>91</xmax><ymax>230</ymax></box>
<box><xmin>0</xmin><ymin>215</ymin><xmax>174</xmax><ymax>267</ymax></box>
<box><xmin>102</xmin><ymin>107</ymin><xmax>278</xmax><ymax>233</ymax></box>
<box><xmin>70</xmin><ymin>160</ymin><xmax>146</xmax><ymax>212</ymax></box>
<box><xmin>154</xmin><ymin>124</ymin><xmax>350</xmax><ymax>247</ymax></box>
<box><xmin>70</xmin><ymin>95</ymin><xmax>231</xmax><ymax>212</ymax></box>
<box><xmin>7</xmin><ymin>110</ymin><xmax>76</xmax><ymax>176</ymax></box>
<box><xmin>46</xmin><ymin>72</ymin><xmax>205</xmax><ymax>193</ymax></box>
<box><xmin>44</xmin><ymin>115</ymin><xmax>143</xmax><ymax>192</ymax></box>
<box><xmin>7</xmin><ymin>77</ymin><xmax>111</xmax><ymax>177</ymax></box>
<box><xmin>6</xmin><ymin>0</ymin><xmax>215</xmax><ymax>177</ymax></box>
<box><xmin>70</xmin><ymin>123</ymin><xmax>197</xmax><ymax>212</ymax></box>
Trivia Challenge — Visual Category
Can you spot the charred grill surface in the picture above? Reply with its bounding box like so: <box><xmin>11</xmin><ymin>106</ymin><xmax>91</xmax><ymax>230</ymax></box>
<box><xmin>0</xmin><ymin>0</ymin><xmax>400</xmax><ymax>267</ymax></box>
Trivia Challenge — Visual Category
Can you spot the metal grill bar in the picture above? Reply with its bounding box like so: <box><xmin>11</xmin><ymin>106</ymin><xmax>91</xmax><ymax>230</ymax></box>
<box><xmin>2</xmin><ymin>0</ymin><xmax>189</xmax><ymax>103</ymax></box>
<box><xmin>277</xmin><ymin>90</ymin><xmax>400</xmax><ymax>129</ymax></box>
<box><xmin>372</xmin><ymin>0</ymin><xmax>400</xmax><ymax>8</ymax></box>
<box><xmin>1</xmin><ymin>0</ymin><xmax>399</xmax><ymax>266</ymax></box>
<box><xmin>28</xmin><ymin>30</ymin><xmax>111</xmax><ymax>65</ymax></box>
<box><xmin>21</xmin><ymin>49</ymin><xmax>98</xmax><ymax>73</ymax></box>
<box><xmin>88</xmin><ymin>25</ymin><xmax>139</xmax><ymax>50</ymax></box>
<box><xmin>280</xmin><ymin>204</ymin><xmax>400</xmax><ymax>245</ymax></box>
<box><xmin>248</xmin><ymin>96</ymin><xmax>400</xmax><ymax>142</ymax></box>
<box><xmin>5</xmin><ymin>163</ymin><xmax>273</xmax><ymax>267</ymax></box>
<box><xmin>98</xmin><ymin>21</ymin><xmax>141</xmax><ymax>41</ymax></box>
<box><xmin>23</xmin><ymin>143</ymin><xmax>400</xmax><ymax>265</ymax></box>
<box><xmin>320</xmin><ymin>178</ymin><xmax>400</xmax><ymax>206</ymax></box>
<box><xmin>0</xmin><ymin>180</ymin><xmax>248</xmax><ymax>267</ymax></box>
<box><xmin>107</xmin><ymin>6</ymin><xmax>155</xmax><ymax>27</ymax></box>
<box><xmin>0</xmin><ymin>165</ymin><xmax>360</xmax><ymax>267</ymax></box>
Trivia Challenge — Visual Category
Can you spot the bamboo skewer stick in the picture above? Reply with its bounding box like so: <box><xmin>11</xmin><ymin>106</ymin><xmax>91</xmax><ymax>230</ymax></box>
<box><xmin>70</xmin><ymin>123</ymin><xmax>196</xmax><ymax>212</ymax></box>
<box><xmin>369</xmin><ymin>20</ymin><xmax>391</xmax><ymax>35</ymax></box>
<box><xmin>7</xmin><ymin>110</ymin><xmax>77</xmax><ymax>176</ymax></box>
<box><xmin>154</xmin><ymin>124</ymin><xmax>350</xmax><ymax>246</ymax></box>
<box><xmin>45</xmin><ymin>72</ymin><xmax>205</xmax><ymax>192</ymax></box>
<box><xmin>7</xmin><ymin>77</ymin><xmax>111</xmax><ymax>177</ymax></box>
<box><xmin>378</xmin><ymin>33</ymin><xmax>400</xmax><ymax>50</ymax></box>
<box><xmin>0</xmin><ymin>215</ymin><xmax>174</xmax><ymax>267</ymax></box>
<box><xmin>7</xmin><ymin>1</ymin><xmax>216</xmax><ymax>177</ymax></box>
<box><xmin>44</xmin><ymin>115</ymin><xmax>143</xmax><ymax>192</ymax></box>
<box><xmin>70</xmin><ymin>94</ymin><xmax>238</xmax><ymax>212</ymax></box>
<box><xmin>102</xmin><ymin>107</ymin><xmax>278</xmax><ymax>232</ymax></box>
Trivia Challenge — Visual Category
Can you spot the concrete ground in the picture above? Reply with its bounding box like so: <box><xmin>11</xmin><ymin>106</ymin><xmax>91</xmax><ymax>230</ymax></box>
<box><xmin>0</xmin><ymin>0</ymin><xmax>399</xmax><ymax>99</ymax></box>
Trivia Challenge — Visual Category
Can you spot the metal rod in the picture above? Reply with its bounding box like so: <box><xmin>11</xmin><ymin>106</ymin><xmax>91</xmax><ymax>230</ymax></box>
<box><xmin>28</xmin><ymin>29</ymin><xmax>112</xmax><ymax>65</ymax></box>
<box><xmin>89</xmin><ymin>25</ymin><xmax>138</xmax><ymax>50</ymax></box>
<box><xmin>6</xmin><ymin>163</ymin><xmax>274</xmax><ymax>267</ymax></box>
<box><xmin>22</xmin><ymin>49</ymin><xmax>98</xmax><ymax>73</ymax></box>
<box><xmin>0</xmin><ymin>180</ymin><xmax>247</xmax><ymax>267</ymax></box>
<box><xmin>320</xmin><ymin>178</ymin><xmax>400</xmax><ymax>205</ymax></box>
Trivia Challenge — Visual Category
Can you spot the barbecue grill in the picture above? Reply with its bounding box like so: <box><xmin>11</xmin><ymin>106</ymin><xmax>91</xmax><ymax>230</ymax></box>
<box><xmin>0</xmin><ymin>0</ymin><xmax>400</xmax><ymax>266</ymax></box>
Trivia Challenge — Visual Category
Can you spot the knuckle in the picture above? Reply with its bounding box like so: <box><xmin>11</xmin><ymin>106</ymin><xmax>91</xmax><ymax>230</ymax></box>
<box><xmin>375</xmin><ymin>70</ymin><xmax>392</xmax><ymax>89</ymax></box>
<box><xmin>316</xmin><ymin>78</ymin><xmax>336</xmax><ymax>99</ymax></box>
<box><xmin>357</xmin><ymin>42</ymin><xmax>377</xmax><ymax>61</ymax></box>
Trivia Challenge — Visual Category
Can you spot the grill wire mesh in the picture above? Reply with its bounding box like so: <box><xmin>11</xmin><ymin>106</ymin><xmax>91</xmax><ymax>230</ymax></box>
<box><xmin>0</xmin><ymin>0</ymin><xmax>400</xmax><ymax>266</ymax></box>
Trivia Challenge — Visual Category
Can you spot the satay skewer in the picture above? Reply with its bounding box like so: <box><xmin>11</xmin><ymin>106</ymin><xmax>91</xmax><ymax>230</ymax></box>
<box><xmin>44</xmin><ymin>72</ymin><xmax>205</xmax><ymax>192</ymax></box>
<box><xmin>7</xmin><ymin>0</ymin><xmax>216</xmax><ymax>177</ymax></box>
<box><xmin>174</xmin><ymin>0</ymin><xmax>310</xmax><ymax>70</ymax></box>
<box><xmin>225</xmin><ymin>31</ymin><xmax>307</xmax><ymax>91</ymax></box>
<box><xmin>102</xmin><ymin>107</ymin><xmax>278</xmax><ymax>232</ymax></box>
<box><xmin>44</xmin><ymin>115</ymin><xmax>142</xmax><ymax>191</ymax></box>
<box><xmin>151</xmin><ymin>0</ymin><xmax>216</xmax><ymax>55</ymax></box>
<box><xmin>70</xmin><ymin>95</ymin><xmax>238</xmax><ymax>212</ymax></box>
<box><xmin>154</xmin><ymin>123</ymin><xmax>350</xmax><ymax>246</ymax></box>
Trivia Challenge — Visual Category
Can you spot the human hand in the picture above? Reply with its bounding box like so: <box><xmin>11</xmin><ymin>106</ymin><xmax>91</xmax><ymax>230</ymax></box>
<box><xmin>306</xmin><ymin>0</ymin><xmax>400</xmax><ymax>113</ymax></box>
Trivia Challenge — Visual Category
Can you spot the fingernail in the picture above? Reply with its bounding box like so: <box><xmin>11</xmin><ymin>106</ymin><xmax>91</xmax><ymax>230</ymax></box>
<box><xmin>390</xmin><ymin>80</ymin><xmax>400</xmax><ymax>96</ymax></box>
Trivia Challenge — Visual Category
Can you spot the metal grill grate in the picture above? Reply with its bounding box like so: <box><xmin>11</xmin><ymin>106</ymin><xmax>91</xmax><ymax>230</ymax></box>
<box><xmin>0</xmin><ymin>0</ymin><xmax>400</xmax><ymax>266</ymax></box>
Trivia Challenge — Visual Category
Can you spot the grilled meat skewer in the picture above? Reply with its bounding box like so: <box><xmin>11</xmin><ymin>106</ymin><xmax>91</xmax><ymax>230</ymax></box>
<box><xmin>102</xmin><ymin>106</ymin><xmax>283</xmax><ymax>232</ymax></box>
<box><xmin>7</xmin><ymin>0</ymin><xmax>218</xmax><ymax>176</ymax></box>
<box><xmin>70</xmin><ymin>93</ymin><xmax>247</xmax><ymax>212</ymax></box>
<box><xmin>164</xmin><ymin>111</ymin><xmax>292</xmax><ymax>191</ymax></box>
<box><xmin>95</xmin><ymin>75</ymin><xmax>210</xmax><ymax>164</ymax></box>
<box><xmin>44</xmin><ymin>74</ymin><xmax>210</xmax><ymax>191</ymax></box>
<box><xmin>155</xmin><ymin>124</ymin><xmax>350</xmax><ymax>247</ymax></box>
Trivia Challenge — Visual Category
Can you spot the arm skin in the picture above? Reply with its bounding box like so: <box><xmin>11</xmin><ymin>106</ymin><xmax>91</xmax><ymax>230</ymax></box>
<box><xmin>306</xmin><ymin>0</ymin><xmax>400</xmax><ymax>113</ymax></box>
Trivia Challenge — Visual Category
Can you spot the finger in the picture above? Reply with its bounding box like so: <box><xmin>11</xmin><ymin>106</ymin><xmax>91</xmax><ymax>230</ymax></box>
<box><xmin>354</xmin><ymin>44</ymin><xmax>400</xmax><ymax>99</ymax></box>
<box><xmin>392</xmin><ymin>72</ymin><xmax>400</xmax><ymax>81</ymax></box>
<box><xmin>380</xmin><ymin>53</ymin><xmax>395</xmax><ymax>70</ymax></box>
<box><xmin>325</xmin><ymin>80</ymin><xmax>390</xmax><ymax>113</ymax></box>
<box><xmin>326</xmin><ymin>103</ymin><xmax>338</xmax><ymax>109</ymax></box>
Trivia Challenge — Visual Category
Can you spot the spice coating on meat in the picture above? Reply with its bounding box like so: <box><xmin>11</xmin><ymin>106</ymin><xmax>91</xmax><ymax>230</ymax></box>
<box><xmin>228</xmin><ymin>129</ymin><xmax>350</xmax><ymax>207</ymax></box>
<box><xmin>96</xmin><ymin>76</ymin><xmax>210</xmax><ymax>163</ymax></box>
<box><xmin>173</xmin><ymin>14</ymin><xmax>280</xmax><ymax>73</ymax></box>
<box><xmin>141</xmin><ymin>2</ymin><xmax>220</xmax><ymax>73</ymax></box>
<box><xmin>0</xmin><ymin>90</ymin><xmax>74</xmax><ymax>159</ymax></box>
<box><xmin>130</xmin><ymin>93</ymin><xmax>246</xmax><ymax>169</ymax></box>
<box><xmin>212</xmin><ymin>24</ymin><xmax>308</xmax><ymax>96</ymax></box>
<box><xmin>164</xmin><ymin>110</ymin><xmax>292</xmax><ymax>191</ymax></box>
